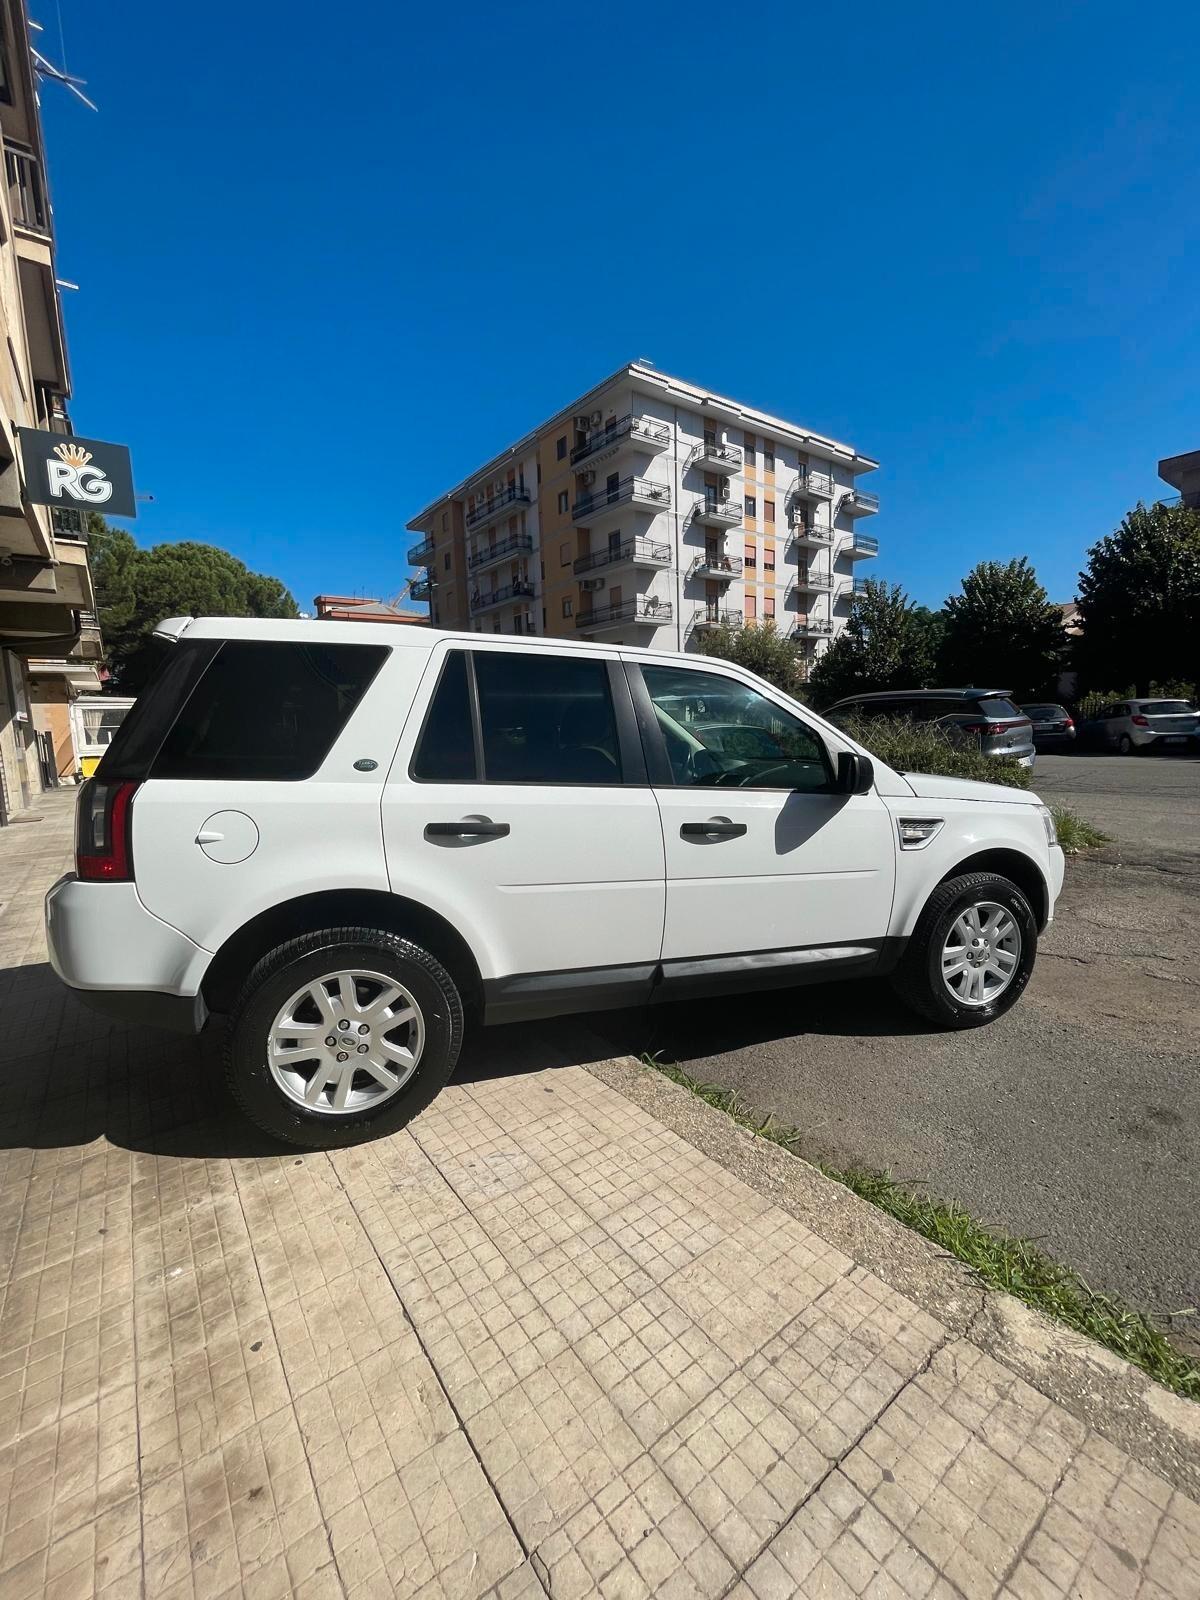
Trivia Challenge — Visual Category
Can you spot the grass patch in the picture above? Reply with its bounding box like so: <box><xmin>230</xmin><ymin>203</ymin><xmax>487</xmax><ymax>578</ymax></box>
<box><xmin>1051</xmin><ymin>804</ymin><xmax>1110</xmax><ymax>853</ymax></box>
<box><xmin>643</xmin><ymin>1055</ymin><xmax>1200</xmax><ymax>1402</ymax></box>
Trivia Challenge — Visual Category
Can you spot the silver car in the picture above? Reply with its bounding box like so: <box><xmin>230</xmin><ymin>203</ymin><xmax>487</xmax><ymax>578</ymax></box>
<box><xmin>1084</xmin><ymin>699</ymin><xmax>1199</xmax><ymax>754</ymax></box>
<box><xmin>824</xmin><ymin>688</ymin><xmax>1037</xmax><ymax>767</ymax></box>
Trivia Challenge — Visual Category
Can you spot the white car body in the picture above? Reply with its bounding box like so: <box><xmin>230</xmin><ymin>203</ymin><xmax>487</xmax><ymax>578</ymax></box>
<box><xmin>45</xmin><ymin>618</ymin><xmax>1065</xmax><ymax>1031</ymax></box>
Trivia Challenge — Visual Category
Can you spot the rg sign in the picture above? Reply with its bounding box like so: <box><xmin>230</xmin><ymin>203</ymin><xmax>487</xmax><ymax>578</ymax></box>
<box><xmin>16</xmin><ymin>426</ymin><xmax>137</xmax><ymax>519</ymax></box>
<box><xmin>47</xmin><ymin>443</ymin><xmax>114</xmax><ymax>505</ymax></box>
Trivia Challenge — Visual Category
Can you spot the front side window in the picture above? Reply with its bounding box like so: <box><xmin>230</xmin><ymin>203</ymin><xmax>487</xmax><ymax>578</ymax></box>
<box><xmin>152</xmin><ymin>641</ymin><xmax>387</xmax><ymax>781</ymax></box>
<box><xmin>642</xmin><ymin>665</ymin><xmax>830</xmax><ymax>792</ymax></box>
<box><xmin>475</xmin><ymin>652</ymin><xmax>621</xmax><ymax>784</ymax></box>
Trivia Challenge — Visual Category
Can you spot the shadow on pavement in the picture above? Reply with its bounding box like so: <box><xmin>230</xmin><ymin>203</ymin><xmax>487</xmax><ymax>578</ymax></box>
<box><xmin>6</xmin><ymin>952</ymin><xmax>941</xmax><ymax>1158</ymax></box>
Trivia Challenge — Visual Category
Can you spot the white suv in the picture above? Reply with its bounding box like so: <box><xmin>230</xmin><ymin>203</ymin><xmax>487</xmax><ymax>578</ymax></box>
<box><xmin>45</xmin><ymin>618</ymin><xmax>1065</xmax><ymax>1149</ymax></box>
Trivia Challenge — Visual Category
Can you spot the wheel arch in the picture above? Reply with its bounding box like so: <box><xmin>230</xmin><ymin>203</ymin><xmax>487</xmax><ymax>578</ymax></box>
<box><xmin>936</xmin><ymin>848</ymin><xmax>1049</xmax><ymax>931</ymax></box>
<box><xmin>201</xmin><ymin>889</ymin><xmax>485</xmax><ymax>1017</ymax></box>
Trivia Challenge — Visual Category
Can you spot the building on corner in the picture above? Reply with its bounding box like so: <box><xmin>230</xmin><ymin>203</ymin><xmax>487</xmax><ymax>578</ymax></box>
<box><xmin>404</xmin><ymin>362</ymin><xmax>879</xmax><ymax>675</ymax></box>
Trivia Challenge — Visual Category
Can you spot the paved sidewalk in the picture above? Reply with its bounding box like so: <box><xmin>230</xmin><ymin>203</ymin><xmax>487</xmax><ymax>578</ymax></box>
<box><xmin>0</xmin><ymin>794</ymin><xmax>1198</xmax><ymax>1598</ymax></box>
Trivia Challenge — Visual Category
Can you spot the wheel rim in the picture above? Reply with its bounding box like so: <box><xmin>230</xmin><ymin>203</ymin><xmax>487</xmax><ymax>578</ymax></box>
<box><xmin>267</xmin><ymin>969</ymin><xmax>424</xmax><ymax>1116</ymax></box>
<box><xmin>940</xmin><ymin>901</ymin><xmax>1022</xmax><ymax>1008</ymax></box>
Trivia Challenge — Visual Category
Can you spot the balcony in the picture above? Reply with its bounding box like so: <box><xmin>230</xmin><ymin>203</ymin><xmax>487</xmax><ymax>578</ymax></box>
<box><xmin>692</xmin><ymin>495</ymin><xmax>742</xmax><ymax>529</ymax></box>
<box><xmin>687</xmin><ymin>552</ymin><xmax>743</xmax><ymax>583</ymax></box>
<box><xmin>845</xmin><ymin>533</ymin><xmax>879</xmax><ymax>561</ymax></box>
<box><xmin>576</xmin><ymin>596</ymin><xmax>673</xmax><ymax>633</ymax></box>
<box><xmin>790</xmin><ymin>570</ymin><xmax>835</xmax><ymax>596</ymax></box>
<box><xmin>689</xmin><ymin>439</ymin><xmax>743</xmax><ymax>476</ymax></box>
<box><xmin>407</xmin><ymin>537</ymin><xmax>436</xmax><ymax>565</ymax></box>
<box><xmin>842</xmin><ymin>489</ymin><xmax>880</xmax><ymax>518</ymax></box>
<box><xmin>574</xmin><ymin>537</ymin><xmax>671</xmax><ymax>576</ymax></box>
<box><xmin>791</xmin><ymin>617</ymin><xmax>834</xmax><ymax>638</ymax></box>
<box><xmin>793</xmin><ymin>466</ymin><xmax>835</xmax><ymax>501</ymax></box>
<box><xmin>469</xmin><ymin>531</ymin><xmax>533</xmax><ymax>572</ymax></box>
<box><xmin>5</xmin><ymin>146</ymin><xmax>50</xmax><ymax>236</ymax></box>
<box><xmin>409</xmin><ymin>577</ymin><xmax>432</xmax><ymax>604</ymax></box>
<box><xmin>51</xmin><ymin>507</ymin><xmax>89</xmax><ymax>542</ymax></box>
<box><xmin>471</xmin><ymin>579</ymin><xmax>535</xmax><ymax>615</ymax></box>
<box><xmin>570</xmin><ymin>414</ymin><xmax>670</xmax><ymax>467</ymax></box>
<box><xmin>787</xmin><ymin>513</ymin><xmax>834</xmax><ymax>549</ymax></box>
<box><xmin>466</xmin><ymin>485</ymin><xmax>532</xmax><ymax>531</ymax></box>
<box><xmin>572</xmin><ymin>475</ymin><xmax>670</xmax><ymax>524</ymax></box>
<box><xmin>839</xmin><ymin>577</ymin><xmax>872</xmax><ymax>600</ymax></box>
<box><xmin>691</xmin><ymin>607</ymin><xmax>743</xmax><ymax>633</ymax></box>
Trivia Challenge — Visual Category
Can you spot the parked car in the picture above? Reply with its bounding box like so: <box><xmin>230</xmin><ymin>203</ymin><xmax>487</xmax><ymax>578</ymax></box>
<box><xmin>1020</xmin><ymin>703</ymin><xmax>1076</xmax><ymax>750</ymax></box>
<box><xmin>46</xmin><ymin>620</ymin><xmax>1064</xmax><ymax>1149</ymax></box>
<box><xmin>1077</xmin><ymin>699</ymin><xmax>1200</xmax><ymax>755</ymax></box>
<box><xmin>825</xmin><ymin>688</ymin><xmax>1036</xmax><ymax>768</ymax></box>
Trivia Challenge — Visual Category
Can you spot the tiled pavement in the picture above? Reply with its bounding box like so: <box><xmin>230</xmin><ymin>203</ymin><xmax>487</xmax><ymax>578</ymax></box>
<box><xmin>1</xmin><ymin>793</ymin><xmax>1198</xmax><ymax>1598</ymax></box>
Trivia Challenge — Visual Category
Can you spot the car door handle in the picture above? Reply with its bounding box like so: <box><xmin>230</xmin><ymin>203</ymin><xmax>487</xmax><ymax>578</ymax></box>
<box><xmin>680</xmin><ymin>818</ymin><xmax>747</xmax><ymax>840</ymax></box>
<box><xmin>424</xmin><ymin>819</ymin><xmax>510</xmax><ymax>840</ymax></box>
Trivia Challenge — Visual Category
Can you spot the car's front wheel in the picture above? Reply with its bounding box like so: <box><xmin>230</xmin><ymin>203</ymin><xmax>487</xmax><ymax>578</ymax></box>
<box><xmin>891</xmin><ymin>872</ymin><xmax>1037</xmax><ymax>1029</ymax></box>
<box><xmin>225</xmin><ymin>927</ymin><xmax>463</xmax><ymax>1147</ymax></box>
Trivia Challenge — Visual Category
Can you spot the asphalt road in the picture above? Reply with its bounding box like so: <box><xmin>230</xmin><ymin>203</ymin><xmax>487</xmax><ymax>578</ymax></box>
<box><xmin>536</xmin><ymin>749</ymin><xmax>1200</xmax><ymax>1347</ymax></box>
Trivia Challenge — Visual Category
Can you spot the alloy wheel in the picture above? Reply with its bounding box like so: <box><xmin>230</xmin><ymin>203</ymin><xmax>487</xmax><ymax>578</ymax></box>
<box><xmin>267</xmin><ymin>969</ymin><xmax>424</xmax><ymax>1115</ymax></box>
<box><xmin>940</xmin><ymin>902</ymin><xmax>1021</xmax><ymax>1007</ymax></box>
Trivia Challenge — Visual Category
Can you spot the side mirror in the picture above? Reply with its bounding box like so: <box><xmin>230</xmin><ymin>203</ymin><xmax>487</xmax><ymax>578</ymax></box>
<box><xmin>836</xmin><ymin>750</ymin><xmax>874</xmax><ymax>795</ymax></box>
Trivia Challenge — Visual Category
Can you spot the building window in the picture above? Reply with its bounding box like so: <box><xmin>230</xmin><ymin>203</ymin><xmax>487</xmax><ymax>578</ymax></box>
<box><xmin>764</xmin><ymin>499</ymin><xmax>776</xmax><ymax>524</ymax></box>
<box><xmin>441</xmin><ymin>511</ymin><xmax>449</xmax><ymax>531</ymax></box>
<box><xmin>540</xmin><ymin>561</ymin><xmax>545</xmax><ymax>580</ymax></box>
<box><xmin>557</xmin><ymin>490</ymin><xmax>569</xmax><ymax>514</ymax></box>
<box><xmin>537</xmin><ymin>462</ymin><xmax>542</xmax><ymax>484</ymax></box>
<box><xmin>764</xmin><ymin>546</ymin><xmax>775</xmax><ymax>572</ymax></box>
<box><xmin>764</xmin><ymin>595</ymin><xmax>775</xmax><ymax>619</ymax></box>
<box><xmin>443</xmin><ymin>552</ymin><xmax>451</xmax><ymax>571</ymax></box>
<box><xmin>556</xmin><ymin>436</ymin><xmax>567</xmax><ymax>460</ymax></box>
<box><xmin>744</xmin><ymin>539</ymin><xmax>757</xmax><ymax>569</ymax></box>
<box><xmin>744</xmin><ymin>433</ymin><xmax>756</xmax><ymax>467</ymax></box>
<box><xmin>561</xmin><ymin>541</ymin><xmax>571</xmax><ymax>566</ymax></box>
<box><xmin>745</xmin><ymin>594</ymin><xmax>757</xmax><ymax>622</ymax></box>
<box><xmin>764</xmin><ymin>443</ymin><xmax>775</xmax><ymax>471</ymax></box>
<box><xmin>542</xmin><ymin>607</ymin><xmax>547</xmax><ymax>630</ymax></box>
<box><xmin>562</xmin><ymin>598</ymin><xmax>573</xmax><ymax>618</ymax></box>
<box><xmin>745</xmin><ymin>495</ymin><xmax>757</xmax><ymax>519</ymax></box>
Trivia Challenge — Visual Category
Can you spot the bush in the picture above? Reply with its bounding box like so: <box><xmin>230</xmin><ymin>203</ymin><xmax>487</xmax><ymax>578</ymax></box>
<box><xmin>837</xmin><ymin>715</ymin><xmax>1033</xmax><ymax>790</ymax></box>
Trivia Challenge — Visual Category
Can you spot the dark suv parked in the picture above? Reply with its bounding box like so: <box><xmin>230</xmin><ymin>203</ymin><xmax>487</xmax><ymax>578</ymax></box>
<box><xmin>825</xmin><ymin>689</ymin><xmax>1036</xmax><ymax>768</ymax></box>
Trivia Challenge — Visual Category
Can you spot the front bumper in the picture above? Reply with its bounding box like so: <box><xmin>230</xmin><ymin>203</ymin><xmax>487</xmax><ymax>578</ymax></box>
<box><xmin>45</xmin><ymin>874</ymin><xmax>209</xmax><ymax>1034</ymax></box>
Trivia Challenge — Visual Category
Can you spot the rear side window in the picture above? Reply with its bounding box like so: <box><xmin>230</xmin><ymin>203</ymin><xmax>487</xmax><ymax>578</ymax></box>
<box><xmin>151</xmin><ymin>640</ymin><xmax>387</xmax><ymax>781</ymax></box>
<box><xmin>411</xmin><ymin>652</ymin><xmax>477</xmax><ymax>781</ymax></box>
<box><xmin>96</xmin><ymin>639</ymin><xmax>220</xmax><ymax>780</ymax></box>
<box><xmin>475</xmin><ymin>651</ymin><xmax>622</xmax><ymax>784</ymax></box>
<box><xmin>978</xmin><ymin>697</ymin><xmax>1021</xmax><ymax>720</ymax></box>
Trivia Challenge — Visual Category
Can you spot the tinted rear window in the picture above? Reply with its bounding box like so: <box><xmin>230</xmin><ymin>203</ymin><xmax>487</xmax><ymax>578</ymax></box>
<box><xmin>1141</xmin><ymin>701</ymin><xmax>1194</xmax><ymax>716</ymax></box>
<box><xmin>1022</xmin><ymin>705</ymin><xmax>1065</xmax><ymax>719</ymax></box>
<box><xmin>411</xmin><ymin>651</ymin><xmax>477</xmax><ymax>781</ymax></box>
<box><xmin>978</xmin><ymin>697</ymin><xmax>1021</xmax><ymax>719</ymax></box>
<box><xmin>475</xmin><ymin>650</ymin><xmax>621</xmax><ymax>784</ymax></box>
<box><xmin>151</xmin><ymin>640</ymin><xmax>387</xmax><ymax>780</ymax></box>
<box><xmin>96</xmin><ymin>639</ymin><xmax>220</xmax><ymax>781</ymax></box>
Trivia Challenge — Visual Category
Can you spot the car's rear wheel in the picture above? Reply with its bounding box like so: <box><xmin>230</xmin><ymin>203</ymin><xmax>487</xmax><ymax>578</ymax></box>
<box><xmin>1118</xmin><ymin>733</ymin><xmax>1134</xmax><ymax>755</ymax></box>
<box><xmin>891</xmin><ymin>872</ymin><xmax>1037</xmax><ymax>1029</ymax></box>
<box><xmin>225</xmin><ymin>927</ymin><xmax>463</xmax><ymax>1147</ymax></box>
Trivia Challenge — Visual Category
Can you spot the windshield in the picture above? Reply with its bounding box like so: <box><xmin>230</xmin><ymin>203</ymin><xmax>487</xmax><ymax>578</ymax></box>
<box><xmin>1140</xmin><ymin>701</ymin><xmax>1195</xmax><ymax>716</ymax></box>
<box><xmin>978</xmin><ymin>697</ymin><xmax>1021</xmax><ymax>720</ymax></box>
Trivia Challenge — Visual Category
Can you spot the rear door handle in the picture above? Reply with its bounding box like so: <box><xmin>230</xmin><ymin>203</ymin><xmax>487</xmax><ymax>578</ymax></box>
<box><xmin>680</xmin><ymin>818</ymin><xmax>747</xmax><ymax>840</ymax></box>
<box><xmin>424</xmin><ymin>819</ymin><xmax>510</xmax><ymax>840</ymax></box>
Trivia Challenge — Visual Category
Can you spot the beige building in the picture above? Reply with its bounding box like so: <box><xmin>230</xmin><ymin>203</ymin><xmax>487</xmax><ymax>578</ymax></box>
<box><xmin>1158</xmin><ymin>449</ymin><xmax>1200</xmax><ymax>510</ymax></box>
<box><xmin>405</xmin><ymin>362</ymin><xmax>879</xmax><ymax>674</ymax></box>
<box><xmin>0</xmin><ymin>0</ymin><xmax>100</xmax><ymax>821</ymax></box>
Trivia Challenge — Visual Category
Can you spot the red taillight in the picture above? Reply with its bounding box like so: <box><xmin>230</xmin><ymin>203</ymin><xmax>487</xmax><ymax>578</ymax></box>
<box><xmin>76</xmin><ymin>779</ymin><xmax>139</xmax><ymax>881</ymax></box>
<box><xmin>1064</xmin><ymin>717</ymin><xmax>1075</xmax><ymax>728</ymax></box>
<box><xmin>962</xmin><ymin>722</ymin><xmax>1011</xmax><ymax>737</ymax></box>
<box><xmin>1131</xmin><ymin>715</ymin><xmax>1149</xmax><ymax>727</ymax></box>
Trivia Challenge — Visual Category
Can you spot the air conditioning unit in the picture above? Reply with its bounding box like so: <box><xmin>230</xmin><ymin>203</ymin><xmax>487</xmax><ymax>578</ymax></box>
<box><xmin>591</xmin><ymin>410</ymin><xmax>603</xmax><ymax>425</ymax></box>
<box><xmin>579</xmin><ymin>469</ymin><xmax>597</xmax><ymax>487</ymax></box>
<box><xmin>581</xmin><ymin>577</ymin><xmax>605</xmax><ymax>593</ymax></box>
<box><xmin>576</xmin><ymin>415</ymin><xmax>592</xmax><ymax>430</ymax></box>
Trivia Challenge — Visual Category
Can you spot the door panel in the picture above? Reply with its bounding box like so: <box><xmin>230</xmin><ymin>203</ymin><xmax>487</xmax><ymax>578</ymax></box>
<box><xmin>382</xmin><ymin>643</ymin><xmax>666</xmax><ymax>982</ymax></box>
<box><xmin>629</xmin><ymin>660</ymin><xmax>895</xmax><ymax>961</ymax></box>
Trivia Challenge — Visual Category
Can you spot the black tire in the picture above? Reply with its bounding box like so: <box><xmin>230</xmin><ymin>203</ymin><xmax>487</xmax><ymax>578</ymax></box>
<box><xmin>890</xmin><ymin>872</ymin><xmax>1037</xmax><ymax>1029</ymax></box>
<box><xmin>1118</xmin><ymin>734</ymin><xmax>1134</xmax><ymax>755</ymax></box>
<box><xmin>225</xmin><ymin>927</ymin><xmax>463</xmax><ymax>1148</ymax></box>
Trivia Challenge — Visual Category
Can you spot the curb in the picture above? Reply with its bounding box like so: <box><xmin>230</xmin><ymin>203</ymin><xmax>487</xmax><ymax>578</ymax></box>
<box><xmin>586</xmin><ymin>1053</ymin><xmax>1200</xmax><ymax>1502</ymax></box>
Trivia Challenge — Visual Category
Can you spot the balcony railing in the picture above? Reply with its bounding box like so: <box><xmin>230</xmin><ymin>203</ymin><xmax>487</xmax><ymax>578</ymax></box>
<box><xmin>409</xmin><ymin>578</ymin><xmax>432</xmax><ymax>603</ymax></box>
<box><xmin>5</xmin><ymin>146</ymin><xmax>50</xmax><ymax>235</ymax></box>
<box><xmin>469</xmin><ymin>531</ymin><xmax>533</xmax><ymax>571</ymax></box>
<box><xmin>691</xmin><ymin>607</ymin><xmax>743</xmax><ymax>631</ymax></box>
<box><xmin>466</xmin><ymin>485</ymin><xmax>531</xmax><ymax>530</ymax></box>
<box><xmin>574</xmin><ymin>537</ymin><xmax>671</xmax><ymax>575</ymax></box>
<box><xmin>51</xmin><ymin>507</ymin><xmax>89</xmax><ymax>541</ymax></box>
<box><xmin>790</xmin><ymin>571</ymin><xmax>834</xmax><ymax>595</ymax></box>
<box><xmin>791</xmin><ymin>617</ymin><xmax>834</xmax><ymax>637</ymax></box>
<box><xmin>570</xmin><ymin>414</ymin><xmax>670</xmax><ymax>466</ymax></box>
<box><xmin>572</xmin><ymin>475</ymin><xmax>670</xmax><ymax>523</ymax></box>
<box><xmin>794</xmin><ymin>467</ymin><xmax>834</xmax><ymax>500</ymax></box>
<box><xmin>689</xmin><ymin>440</ymin><xmax>744</xmax><ymax>475</ymax></box>
<box><xmin>576</xmin><ymin>597</ymin><xmax>673</xmax><ymax>630</ymax></box>
<box><xmin>842</xmin><ymin>489</ymin><xmax>880</xmax><ymax>517</ymax></box>
<box><xmin>687</xmin><ymin>553</ymin><xmax>744</xmax><ymax>581</ymax></box>
<box><xmin>471</xmin><ymin>579</ymin><xmax>535</xmax><ymax>614</ymax></box>
<box><xmin>788</xmin><ymin>512</ymin><xmax>833</xmax><ymax>542</ymax></box>
<box><xmin>407</xmin><ymin>537</ymin><xmax>436</xmax><ymax>565</ymax></box>
<box><xmin>841</xmin><ymin>576</ymin><xmax>872</xmax><ymax>597</ymax></box>
<box><xmin>692</xmin><ymin>496</ymin><xmax>743</xmax><ymax>527</ymax></box>
<box><xmin>848</xmin><ymin>533</ymin><xmax>879</xmax><ymax>558</ymax></box>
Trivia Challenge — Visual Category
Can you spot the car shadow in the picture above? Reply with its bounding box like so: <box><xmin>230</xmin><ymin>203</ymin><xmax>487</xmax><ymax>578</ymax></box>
<box><xmin>3</xmin><ymin>960</ymin><xmax>938</xmax><ymax>1157</ymax></box>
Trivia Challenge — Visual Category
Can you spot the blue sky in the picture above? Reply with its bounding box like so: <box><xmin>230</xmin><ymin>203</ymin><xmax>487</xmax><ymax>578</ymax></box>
<box><xmin>40</xmin><ymin>0</ymin><xmax>1198</xmax><ymax>612</ymax></box>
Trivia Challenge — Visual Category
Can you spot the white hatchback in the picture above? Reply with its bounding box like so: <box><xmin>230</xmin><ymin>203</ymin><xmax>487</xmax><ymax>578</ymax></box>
<box><xmin>45</xmin><ymin>618</ymin><xmax>1065</xmax><ymax>1148</ymax></box>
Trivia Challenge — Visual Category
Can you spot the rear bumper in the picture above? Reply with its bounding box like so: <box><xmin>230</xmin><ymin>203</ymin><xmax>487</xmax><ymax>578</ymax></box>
<box><xmin>44</xmin><ymin>874</ymin><xmax>209</xmax><ymax>1034</ymax></box>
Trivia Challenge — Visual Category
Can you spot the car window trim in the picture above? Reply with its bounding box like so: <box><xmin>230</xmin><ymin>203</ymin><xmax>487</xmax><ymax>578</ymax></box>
<box><xmin>624</xmin><ymin>660</ymin><xmax>837</xmax><ymax>795</ymax></box>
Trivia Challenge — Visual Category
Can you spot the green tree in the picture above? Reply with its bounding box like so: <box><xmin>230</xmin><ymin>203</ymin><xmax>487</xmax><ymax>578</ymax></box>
<box><xmin>1076</xmin><ymin>500</ymin><xmax>1200</xmax><ymax>695</ymax></box>
<box><xmin>90</xmin><ymin>525</ymin><xmax>300</xmax><ymax>688</ymax></box>
<box><xmin>939</xmin><ymin>557</ymin><xmax>1067</xmax><ymax>699</ymax></box>
<box><xmin>807</xmin><ymin>580</ymin><xmax>936</xmax><ymax>708</ymax></box>
<box><xmin>694</xmin><ymin>618</ymin><xmax>806</xmax><ymax>695</ymax></box>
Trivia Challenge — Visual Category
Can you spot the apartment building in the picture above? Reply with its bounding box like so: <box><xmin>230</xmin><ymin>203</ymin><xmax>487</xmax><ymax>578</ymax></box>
<box><xmin>0</xmin><ymin>0</ymin><xmax>100</xmax><ymax>823</ymax></box>
<box><xmin>1158</xmin><ymin>449</ymin><xmax>1200</xmax><ymax>510</ymax></box>
<box><xmin>405</xmin><ymin>362</ymin><xmax>879</xmax><ymax>672</ymax></box>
